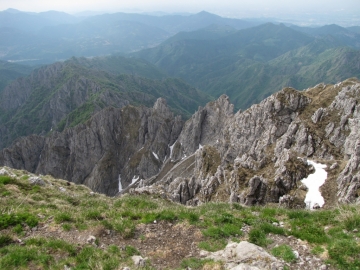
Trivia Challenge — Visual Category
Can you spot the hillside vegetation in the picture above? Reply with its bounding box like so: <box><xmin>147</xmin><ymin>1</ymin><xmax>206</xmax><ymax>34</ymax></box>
<box><xmin>1</xmin><ymin>167</ymin><xmax>360</xmax><ymax>269</ymax></box>
<box><xmin>0</xmin><ymin>10</ymin><xmax>256</xmax><ymax>65</ymax></box>
<box><xmin>0</xmin><ymin>60</ymin><xmax>33</xmax><ymax>93</ymax></box>
<box><xmin>0</xmin><ymin>56</ymin><xmax>210</xmax><ymax>149</ymax></box>
<box><xmin>133</xmin><ymin>23</ymin><xmax>360</xmax><ymax>110</ymax></box>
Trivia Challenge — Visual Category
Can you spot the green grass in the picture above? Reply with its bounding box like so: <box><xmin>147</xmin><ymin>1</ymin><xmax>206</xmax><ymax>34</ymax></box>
<box><xmin>311</xmin><ymin>245</ymin><xmax>325</xmax><ymax>255</ymax></box>
<box><xmin>0</xmin><ymin>175</ymin><xmax>12</xmax><ymax>185</ymax></box>
<box><xmin>198</xmin><ymin>239</ymin><xmax>227</xmax><ymax>252</ymax></box>
<box><xmin>0</xmin><ymin>246</ymin><xmax>53</xmax><ymax>269</ymax></box>
<box><xmin>248</xmin><ymin>227</ymin><xmax>272</xmax><ymax>247</ymax></box>
<box><xmin>271</xmin><ymin>244</ymin><xmax>297</xmax><ymax>262</ymax></box>
<box><xmin>1</xmin><ymin>167</ymin><xmax>360</xmax><ymax>269</ymax></box>
<box><xmin>0</xmin><ymin>213</ymin><xmax>39</xmax><ymax>229</ymax></box>
<box><xmin>180</xmin><ymin>258</ymin><xmax>217</xmax><ymax>269</ymax></box>
<box><xmin>124</xmin><ymin>245</ymin><xmax>140</xmax><ymax>257</ymax></box>
<box><xmin>0</xmin><ymin>235</ymin><xmax>12</xmax><ymax>248</ymax></box>
<box><xmin>54</xmin><ymin>212</ymin><xmax>73</xmax><ymax>223</ymax></box>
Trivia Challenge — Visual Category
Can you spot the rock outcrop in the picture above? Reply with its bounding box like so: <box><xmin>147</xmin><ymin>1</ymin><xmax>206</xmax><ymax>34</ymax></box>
<box><xmin>1</xmin><ymin>98</ymin><xmax>182</xmax><ymax>195</ymax></box>
<box><xmin>201</xmin><ymin>241</ymin><xmax>283</xmax><ymax>269</ymax></box>
<box><xmin>2</xmin><ymin>78</ymin><xmax>360</xmax><ymax>206</ymax></box>
<box><xmin>129</xmin><ymin>78</ymin><xmax>360</xmax><ymax>207</ymax></box>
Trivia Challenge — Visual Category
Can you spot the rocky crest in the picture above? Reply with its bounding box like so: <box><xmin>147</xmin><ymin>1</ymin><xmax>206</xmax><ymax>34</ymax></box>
<box><xmin>1</xmin><ymin>98</ymin><xmax>182</xmax><ymax>195</ymax></box>
<box><xmin>1</xmin><ymin>78</ymin><xmax>360</xmax><ymax>206</ymax></box>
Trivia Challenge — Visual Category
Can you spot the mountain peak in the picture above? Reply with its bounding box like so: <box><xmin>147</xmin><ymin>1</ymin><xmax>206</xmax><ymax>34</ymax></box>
<box><xmin>4</xmin><ymin>8</ymin><xmax>22</xmax><ymax>14</ymax></box>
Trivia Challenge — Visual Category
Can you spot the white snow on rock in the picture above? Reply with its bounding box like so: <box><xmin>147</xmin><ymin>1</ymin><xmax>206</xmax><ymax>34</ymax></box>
<box><xmin>301</xmin><ymin>160</ymin><xmax>327</xmax><ymax>209</ymax></box>
<box><xmin>169</xmin><ymin>142</ymin><xmax>175</xmax><ymax>161</ymax></box>
<box><xmin>131</xmin><ymin>175</ymin><xmax>139</xmax><ymax>185</ymax></box>
<box><xmin>152</xmin><ymin>152</ymin><xmax>159</xmax><ymax>160</ymax></box>
<box><xmin>118</xmin><ymin>174</ymin><xmax>122</xmax><ymax>192</ymax></box>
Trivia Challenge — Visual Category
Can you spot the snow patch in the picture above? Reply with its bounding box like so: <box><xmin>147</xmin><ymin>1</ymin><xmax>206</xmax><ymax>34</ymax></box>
<box><xmin>118</xmin><ymin>174</ymin><xmax>122</xmax><ymax>192</ymax></box>
<box><xmin>152</xmin><ymin>152</ymin><xmax>159</xmax><ymax>160</ymax></box>
<box><xmin>199</xmin><ymin>144</ymin><xmax>203</xmax><ymax>149</ymax></box>
<box><xmin>301</xmin><ymin>160</ymin><xmax>327</xmax><ymax>209</ymax></box>
<box><xmin>131</xmin><ymin>175</ymin><xmax>140</xmax><ymax>185</ymax></box>
<box><xmin>169</xmin><ymin>142</ymin><xmax>175</xmax><ymax>157</ymax></box>
<box><xmin>169</xmin><ymin>142</ymin><xmax>177</xmax><ymax>161</ymax></box>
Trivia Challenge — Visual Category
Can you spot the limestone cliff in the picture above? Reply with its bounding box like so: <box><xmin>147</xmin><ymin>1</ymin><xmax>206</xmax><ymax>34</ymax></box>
<box><xmin>129</xmin><ymin>78</ymin><xmax>360</xmax><ymax>207</ymax></box>
<box><xmin>0</xmin><ymin>98</ymin><xmax>182</xmax><ymax>195</ymax></box>
<box><xmin>1</xmin><ymin>78</ymin><xmax>360</xmax><ymax>207</ymax></box>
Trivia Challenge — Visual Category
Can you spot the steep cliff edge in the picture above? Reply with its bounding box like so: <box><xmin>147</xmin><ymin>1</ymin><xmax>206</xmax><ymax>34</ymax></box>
<box><xmin>0</xmin><ymin>58</ymin><xmax>209</xmax><ymax>149</ymax></box>
<box><xmin>0</xmin><ymin>98</ymin><xmax>182</xmax><ymax>195</ymax></box>
<box><xmin>1</xmin><ymin>78</ymin><xmax>360</xmax><ymax>206</ymax></box>
<box><xmin>131</xmin><ymin>78</ymin><xmax>360</xmax><ymax>207</ymax></box>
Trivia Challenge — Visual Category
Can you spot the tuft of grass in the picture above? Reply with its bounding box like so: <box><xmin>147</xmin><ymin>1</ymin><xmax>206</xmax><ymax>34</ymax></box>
<box><xmin>198</xmin><ymin>238</ymin><xmax>227</xmax><ymax>252</ymax></box>
<box><xmin>122</xmin><ymin>196</ymin><xmax>158</xmax><ymax>210</ymax></box>
<box><xmin>54</xmin><ymin>212</ymin><xmax>73</xmax><ymax>223</ymax></box>
<box><xmin>202</xmin><ymin>224</ymin><xmax>242</xmax><ymax>239</ymax></box>
<box><xmin>85</xmin><ymin>210</ymin><xmax>103</xmax><ymax>220</ymax></box>
<box><xmin>113</xmin><ymin>219</ymin><xmax>135</xmax><ymax>239</ymax></box>
<box><xmin>179</xmin><ymin>210</ymin><xmax>200</xmax><ymax>224</ymax></box>
<box><xmin>311</xmin><ymin>245</ymin><xmax>325</xmax><ymax>255</ymax></box>
<box><xmin>124</xmin><ymin>245</ymin><xmax>140</xmax><ymax>257</ymax></box>
<box><xmin>108</xmin><ymin>245</ymin><xmax>120</xmax><ymax>254</ymax></box>
<box><xmin>258</xmin><ymin>222</ymin><xmax>286</xmax><ymax>235</ymax></box>
<box><xmin>180</xmin><ymin>258</ymin><xmax>216</xmax><ymax>269</ymax></box>
<box><xmin>62</xmin><ymin>224</ymin><xmax>72</xmax><ymax>231</ymax></box>
<box><xmin>0</xmin><ymin>246</ymin><xmax>53</xmax><ymax>269</ymax></box>
<box><xmin>248</xmin><ymin>227</ymin><xmax>272</xmax><ymax>247</ymax></box>
<box><xmin>0</xmin><ymin>235</ymin><xmax>13</xmax><ymax>248</ymax></box>
<box><xmin>328</xmin><ymin>239</ymin><xmax>360</xmax><ymax>269</ymax></box>
<box><xmin>45</xmin><ymin>239</ymin><xmax>77</xmax><ymax>256</ymax></box>
<box><xmin>157</xmin><ymin>209</ymin><xmax>177</xmax><ymax>222</ymax></box>
<box><xmin>0</xmin><ymin>175</ymin><xmax>12</xmax><ymax>185</ymax></box>
<box><xmin>290</xmin><ymin>222</ymin><xmax>329</xmax><ymax>244</ymax></box>
<box><xmin>271</xmin><ymin>244</ymin><xmax>297</xmax><ymax>262</ymax></box>
<box><xmin>260</xmin><ymin>207</ymin><xmax>282</xmax><ymax>223</ymax></box>
<box><xmin>140</xmin><ymin>212</ymin><xmax>158</xmax><ymax>224</ymax></box>
<box><xmin>12</xmin><ymin>224</ymin><xmax>23</xmax><ymax>235</ymax></box>
<box><xmin>0</xmin><ymin>213</ymin><xmax>38</xmax><ymax>229</ymax></box>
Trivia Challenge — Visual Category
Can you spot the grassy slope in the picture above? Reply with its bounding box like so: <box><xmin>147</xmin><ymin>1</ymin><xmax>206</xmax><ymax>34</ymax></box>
<box><xmin>1</xmin><ymin>167</ymin><xmax>360</xmax><ymax>269</ymax></box>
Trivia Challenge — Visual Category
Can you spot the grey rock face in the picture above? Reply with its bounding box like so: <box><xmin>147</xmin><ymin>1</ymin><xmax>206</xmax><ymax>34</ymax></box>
<box><xmin>202</xmin><ymin>241</ymin><xmax>283</xmax><ymax>269</ymax></box>
<box><xmin>142</xmin><ymin>78</ymin><xmax>360</xmax><ymax>207</ymax></box>
<box><xmin>0</xmin><ymin>99</ymin><xmax>183</xmax><ymax>195</ymax></box>
<box><xmin>28</xmin><ymin>176</ymin><xmax>46</xmax><ymax>186</ymax></box>
<box><xmin>2</xmin><ymin>78</ymin><xmax>360</xmax><ymax>206</ymax></box>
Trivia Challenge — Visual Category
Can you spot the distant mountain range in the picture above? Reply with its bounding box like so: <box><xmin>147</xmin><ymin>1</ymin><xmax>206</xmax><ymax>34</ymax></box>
<box><xmin>0</xmin><ymin>9</ymin><xmax>360</xmax><ymax>149</ymax></box>
<box><xmin>0</xmin><ymin>56</ymin><xmax>210</xmax><ymax>149</ymax></box>
<box><xmin>132</xmin><ymin>22</ymin><xmax>360</xmax><ymax>109</ymax></box>
<box><xmin>0</xmin><ymin>9</ymin><xmax>257</xmax><ymax>65</ymax></box>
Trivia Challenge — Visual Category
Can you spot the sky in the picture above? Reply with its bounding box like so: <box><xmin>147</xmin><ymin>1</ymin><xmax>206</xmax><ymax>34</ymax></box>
<box><xmin>1</xmin><ymin>0</ymin><xmax>360</xmax><ymax>25</ymax></box>
<box><xmin>2</xmin><ymin>0</ymin><xmax>360</xmax><ymax>15</ymax></box>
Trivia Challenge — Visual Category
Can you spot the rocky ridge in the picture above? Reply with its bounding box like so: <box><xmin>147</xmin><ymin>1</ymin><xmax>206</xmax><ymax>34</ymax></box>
<box><xmin>129</xmin><ymin>77</ymin><xmax>360</xmax><ymax>207</ymax></box>
<box><xmin>1</xmin><ymin>78</ymin><xmax>360</xmax><ymax>206</ymax></box>
<box><xmin>0</xmin><ymin>98</ymin><xmax>182</xmax><ymax>195</ymax></box>
<box><xmin>0</xmin><ymin>58</ymin><xmax>209</xmax><ymax>149</ymax></box>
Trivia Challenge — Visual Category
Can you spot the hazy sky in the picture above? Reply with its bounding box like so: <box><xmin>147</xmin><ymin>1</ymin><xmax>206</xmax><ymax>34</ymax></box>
<box><xmin>1</xmin><ymin>0</ymin><xmax>360</xmax><ymax>19</ymax></box>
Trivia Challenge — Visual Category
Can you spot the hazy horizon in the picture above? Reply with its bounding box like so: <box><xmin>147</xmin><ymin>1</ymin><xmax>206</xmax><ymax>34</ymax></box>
<box><xmin>1</xmin><ymin>0</ymin><xmax>360</xmax><ymax>26</ymax></box>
